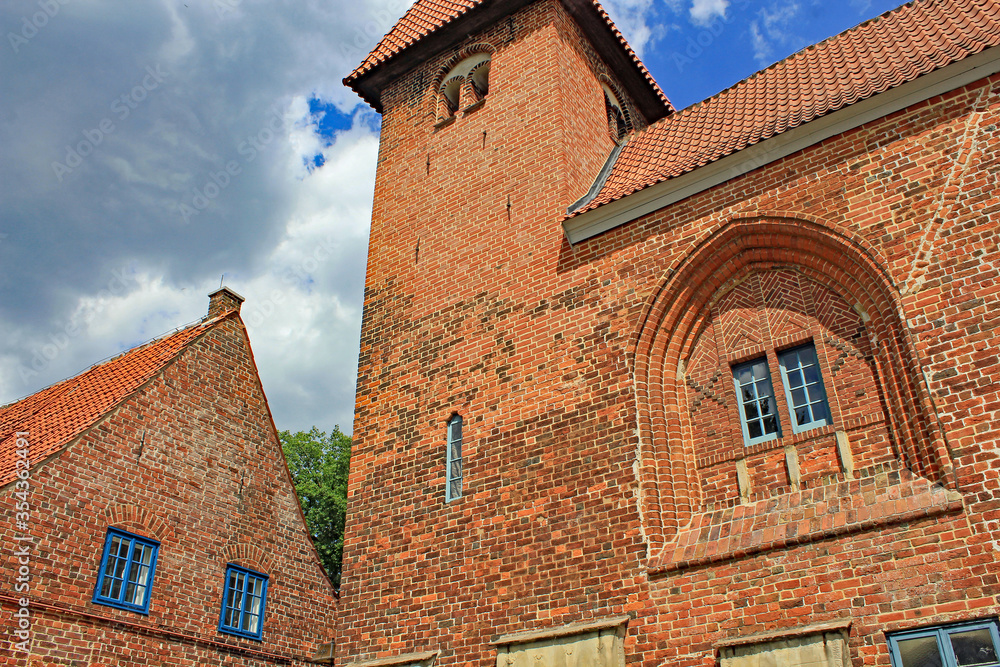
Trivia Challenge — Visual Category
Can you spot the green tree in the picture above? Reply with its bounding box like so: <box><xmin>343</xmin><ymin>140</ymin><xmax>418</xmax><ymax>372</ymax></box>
<box><xmin>279</xmin><ymin>426</ymin><xmax>351</xmax><ymax>588</ymax></box>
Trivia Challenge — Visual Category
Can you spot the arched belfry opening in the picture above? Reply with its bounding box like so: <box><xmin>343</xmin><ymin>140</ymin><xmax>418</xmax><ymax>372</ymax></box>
<box><xmin>435</xmin><ymin>49</ymin><xmax>493</xmax><ymax>122</ymax></box>
<box><xmin>601</xmin><ymin>83</ymin><xmax>631</xmax><ymax>143</ymax></box>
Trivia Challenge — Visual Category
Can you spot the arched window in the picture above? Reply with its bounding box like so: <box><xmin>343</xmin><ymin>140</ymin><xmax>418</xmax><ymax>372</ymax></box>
<box><xmin>436</xmin><ymin>51</ymin><xmax>491</xmax><ymax>122</ymax></box>
<box><xmin>468</xmin><ymin>60</ymin><xmax>490</xmax><ymax>101</ymax></box>
<box><xmin>602</xmin><ymin>84</ymin><xmax>630</xmax><ymax>143</ymax></box>
<box><xmin>632</xmin><ymin>217</ymin><xmax>954</xmax><ymax>569</ymax></box>
<box><xmin>440</xmin><ymin>76</ymin><xmax>463</xmax><ymax>117</ymax></box>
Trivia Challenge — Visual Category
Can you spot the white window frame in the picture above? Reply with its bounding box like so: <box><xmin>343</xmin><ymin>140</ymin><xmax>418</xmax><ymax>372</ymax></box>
<box><xmin>777</xmin><ymin>343</ymin><xmax>831</xmax><ymax>434</ymax></box>
<box><xmin>888</xmin><ymin>619</ymin><xmax>1000</xmax><ymax>667</ymax></box>
<box><xmin>732</xmin><ymin>357</ymin><xmax>781</xmax><ymax>446</ymax></box>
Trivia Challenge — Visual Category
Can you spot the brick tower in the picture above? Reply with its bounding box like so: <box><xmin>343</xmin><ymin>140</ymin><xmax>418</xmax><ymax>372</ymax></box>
<box><xmin>339</xmin><ymin>1</ymin><xmax>672</xmax><ymax>663</ymax></box>
<box><xmin>341</xmin><ymin>0</ymin><xmax>1000</xmax><ymax>666</ymax></box>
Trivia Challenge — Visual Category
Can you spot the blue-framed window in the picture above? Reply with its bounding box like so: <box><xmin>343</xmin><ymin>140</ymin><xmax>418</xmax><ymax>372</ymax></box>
<box><xmin>93</xmin><ymin>528</ymin><xmax>159</xmax><ymax>614</ymax></box>
<box><xmin>732</xmin><ymin>357</ymin><xmax>781</xmax><ymax>445</ymax></box>
<box><xmin>778</xmin><ymin>343</ymin><xmax>831</xmax><ymax>434</ymax></box>
<box><xmin>888</xmin><ymin>619</ymin><xmax>1000</xmax><ymax>667</ymax></box>
<box><xmin>219</xmin><ymin>564</ymin><xmax>268</xmax><ymax>640</ymax></box>
<box><xmin>446</xmin><ymin>414</ymin><xmax>463</xmax><ymax>502</ymax></box>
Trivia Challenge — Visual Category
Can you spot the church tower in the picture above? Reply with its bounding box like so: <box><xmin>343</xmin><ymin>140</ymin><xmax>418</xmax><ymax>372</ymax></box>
<box><xmin>340</xmin><ymin>0</ymin><xmax>1000</xmax><ymax>666</ymax></box>
<box><xmin>340</xmin><ymin>0</ymin><xmax>671</xmax><ymax>664</ymax></box>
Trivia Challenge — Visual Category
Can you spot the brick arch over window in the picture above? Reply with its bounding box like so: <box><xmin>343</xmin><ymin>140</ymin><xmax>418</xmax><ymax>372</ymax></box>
<box><xmin>101</xmin><ymin>503</ymin><xmax>174</xmax><ymax>542</ymax></box>
<box><xmin>432</xmin><ymin>44</ymin><xmax>495</xmax><ymax>121</ymax></box>
<box><xmin>223</xmin><ymin>542</ymin><xmax>276</xmax><ymax>573</ymax></box>
<box><xmin>598</xmin><ymin>74</ymin><xmax>633</xmax><ymax>142</ymax></box>
<box><xmin>631</xmin><ymin>215</ymin><xmax>953</xmax><ymax>552</ymax></box>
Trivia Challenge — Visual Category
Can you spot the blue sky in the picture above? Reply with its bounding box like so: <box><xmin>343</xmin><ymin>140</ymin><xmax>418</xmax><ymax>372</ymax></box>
<box><xmin>0</xmin><ymin>0</ymin><xmax>909</xmax><ymax>434</ymax></box>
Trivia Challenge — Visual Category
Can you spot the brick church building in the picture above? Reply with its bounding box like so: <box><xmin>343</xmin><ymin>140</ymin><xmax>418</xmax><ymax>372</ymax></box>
<box><xmin>0</xmin><ymin>289</ymin><xmax>336</xmax><ymax>665</ymax></box>
<box><xmin>339</xmin><ymin>0</ymin><xmax>1000</xmax><ymax>665</ymax></box>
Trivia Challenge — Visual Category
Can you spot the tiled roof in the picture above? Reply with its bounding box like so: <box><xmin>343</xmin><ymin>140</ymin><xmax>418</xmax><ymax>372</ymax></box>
<box><xmin>0</xmin><ymin>317</ymin><xmax>226</xmax><ymax>487</ymax></box>
<box><xmin>343</xmin><ymin>0</ymin><xmax>671</xmax><ymax>111</ymax></box>
<box><xmin>572</xmin><ymin>0</ymin><xmax>1000</xmax><ymax>216</ymax></box>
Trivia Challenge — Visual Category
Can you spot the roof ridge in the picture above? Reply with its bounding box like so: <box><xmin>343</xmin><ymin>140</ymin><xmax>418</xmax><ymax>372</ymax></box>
<box><xmin>567</xmin><ymin>0</ymin><xmax>1000</xmax><ymax>218</ymax></box>
<box><xmin>677</xmin><ymin>0</ymin><xmax>923</xmax><ymax>116</ymax></box>
<box><xmin>0</xmin><ymin>313</ymin><xmax>229</xmax><ymax>414</ymax></box>
<box><xmin>0</xmin><ymin>311</ymin><xmax>238</xmax><ymax>486</ymax></box>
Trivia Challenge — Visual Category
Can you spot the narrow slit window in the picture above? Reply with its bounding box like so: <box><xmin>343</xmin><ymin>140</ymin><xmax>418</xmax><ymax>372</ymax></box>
<box><xmin>446</xmin><ymin>414</ymin><xmax>463</xmax><ymax>502</ymax></box>
<box><xmin>732</xmin><ymin>357</ymin><xmax>780</xmax><ymax>445</ymax></box>
<box><xmin>778</xmin><ymin>343</ymin><xmax>830</xmax><ymax>434</ymax></box>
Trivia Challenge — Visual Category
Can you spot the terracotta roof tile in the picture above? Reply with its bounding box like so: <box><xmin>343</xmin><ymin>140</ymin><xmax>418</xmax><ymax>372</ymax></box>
<box><xmin>571</xmin><ymin>0</ymin><xmax>1000</xmax><ymax>216</ymax></box>
<box><xmin>0</xmin><ymin>316</ymin><xmax>227</xmax><ymax>487</ymax></box>
<box><xmin>344</xmin><ymin>0</ymin><xmax>671</xmax><ymax>111</ymax></box>
<box><xmin>345</xmin><ymin>0</ymin><xmax>484</xmax><ymax>84</ymax></box>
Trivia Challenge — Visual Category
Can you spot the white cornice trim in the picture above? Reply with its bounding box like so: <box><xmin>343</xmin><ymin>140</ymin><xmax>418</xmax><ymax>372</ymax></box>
<box><xmin>563</xmin><ymin>46</ymin><xmax>1000</xmax><ymax>245</ymax></box>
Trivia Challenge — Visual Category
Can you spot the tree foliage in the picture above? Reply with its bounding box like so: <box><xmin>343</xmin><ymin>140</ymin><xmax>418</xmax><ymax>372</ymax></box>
<box><xmin>279</xmin><ymin>426</ymin><xmax>351</xmax><ymax>588</ymax></box>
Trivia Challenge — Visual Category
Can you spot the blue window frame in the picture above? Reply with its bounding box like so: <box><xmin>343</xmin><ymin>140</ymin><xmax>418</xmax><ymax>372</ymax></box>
<box><xmin>93</xmin><ymin>528</ymin><xmax>159</xmax><ymax>614</ymax></box>
<box><xmin>219</xmin><ymin>564</ymin><xmax>268</xmax><ymax>640</ymax></box>
<box><xmin>732</xmin><ymin>357</ymin><xmax>781</xmax><ymax>445</ymax></box>
<box><xmin>446</xmin><ymin>414</ymin><xmax>463</xmax><ymax>502</ymax></box>
<box><xmin>778</xmin><ymin>343</ymin><xmax>830</xmax><ymax>434</ymax></box>
<box><xmin>888</xmin><ymin>619</ymin><xmax>1000</xmax><ymax>667</ymax></box>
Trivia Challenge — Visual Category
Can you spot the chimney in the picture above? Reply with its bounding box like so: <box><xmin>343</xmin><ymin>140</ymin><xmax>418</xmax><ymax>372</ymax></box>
<box><xmin>207</xmin><ymin>287</ymin><xmax>245</xmax><ymax>318</ymax></box>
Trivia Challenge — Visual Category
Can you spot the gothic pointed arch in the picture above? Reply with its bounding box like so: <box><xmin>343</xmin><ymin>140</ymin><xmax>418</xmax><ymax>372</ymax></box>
<box><xmin>631</xmin><ymin>215</ymin><xmax>954</xmax><ymax>558</ymax></box>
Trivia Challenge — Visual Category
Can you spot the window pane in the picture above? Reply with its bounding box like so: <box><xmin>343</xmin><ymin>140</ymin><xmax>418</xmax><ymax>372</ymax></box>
<box><xmin>738</xmin><ymin>368</ymin><xmax>753</xmax><ymax>385</ymax></box>
<box><xmin>752</xmin><ymin>361</ymin><xmax>768</xmax><ymax>378</ymax></box>
<box><xmin>748</xmin><ymin>421</ymin><xmax>763</xmax><ymax>439</ymax></box>
<box><xmin>787</xmin><ymin>369</ymin><xmax>803</xmax><ymax>388</ymax></box>
<box><xmin>950</xmin><ymin>629</ymin><xmax>999</xmax><ymax>666</ymax></box>
<box><xmin>795</xmin><ymin>407</ymin><xmax>809</xmax><ymax>425</ymax></box>
<box><xmin>758</xmin><ymin>398</ymin><xmax>773</xmax><ymax>416</ymax></box>
<box><xmin>762</xmin><ymin>415</ymin><xmax>778</xmax><ymax>435</ymax></box>
<box><xmin>791</xmin><ymin>388</ymin><xmax>806</xmax><ymax>407</ymax></box>
<box><xmin>742</xmin><ymin>387</ymin><xmax>755</xmax><ymax>403</ymax></box>
<box><xmin>897</xmin><ymin>636</ymin><xmax>944</xmax><ymax>667</ymax></box>
<box><xmin>744</xmin><ymin>402</ymin><xmax>759</xmax><ymax>420</ymax></box>
<box><xmin>804</xmin><ymin>363</ymin><xmax>821</xmax><ymax>385</ymax></box>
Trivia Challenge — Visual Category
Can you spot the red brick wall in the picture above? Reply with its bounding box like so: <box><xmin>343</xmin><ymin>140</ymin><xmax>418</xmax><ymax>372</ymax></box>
<box><xmin>0</xmin><ymin>315</ymin><xmax>335</xmax><ymax>665</ymax></box>
<box><xmin>340</xmin><ymin>2</ymin><xmax>1000</xmax><ymax>664</ymax></box>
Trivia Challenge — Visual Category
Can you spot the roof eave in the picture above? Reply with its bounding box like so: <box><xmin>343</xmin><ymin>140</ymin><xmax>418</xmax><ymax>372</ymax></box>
<box><xmin>345</xmin><ymin>0</ymin><xmax>672</xmax><ymax>121</ymax></box>
<box><xmin>562</xmin><ymin>45</ymin><xmax>1000</xmax><ymax>245</ymax></box>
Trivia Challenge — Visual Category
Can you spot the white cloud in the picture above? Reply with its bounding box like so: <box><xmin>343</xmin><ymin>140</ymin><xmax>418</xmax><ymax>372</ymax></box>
<box><xmin>747</xmin><ymin>1</ymin><xmax>801</xmax><ymax>65</ymax></box>
<box><xmin>603</xmin><ymin>0</ymin><xmax>665</xmax><ymax>57</ymax></box>
<box><xmin>0</xmin><ymin>0</ymin><xmax>387</xmax><ymax>433</ymax></box>
<box><xmin>690</xmin><ymin>0</ymin><xmax>729</xmax><ymax>26</ymax></box>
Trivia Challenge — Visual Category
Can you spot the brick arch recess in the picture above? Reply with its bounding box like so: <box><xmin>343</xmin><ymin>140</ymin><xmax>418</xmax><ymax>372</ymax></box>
<box><xmin>630</xmin><ymin>215</ymin><xmax>954</xmax><ymax>555</ymax></box>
